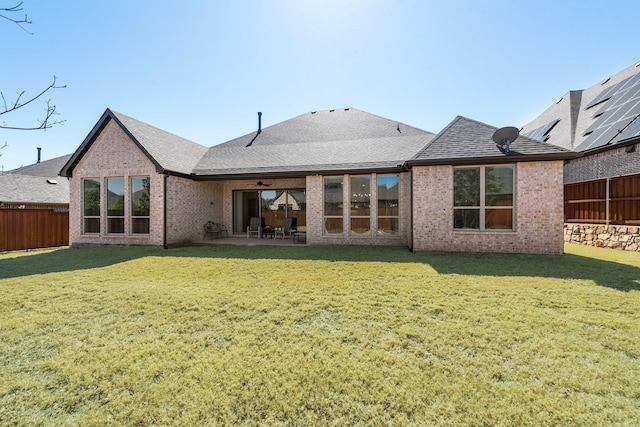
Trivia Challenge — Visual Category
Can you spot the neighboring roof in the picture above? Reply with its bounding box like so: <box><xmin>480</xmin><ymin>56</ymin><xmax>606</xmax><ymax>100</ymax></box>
<box><xmin>0</xmin><ymin>173</ymin><xmax>69</xmax><ymax>205</ymax></box>
<box><xmin>61</xmin><ymin>109</ymin><xmax>208</xmax><ymax>178</ymax></box>
<box><xmin>521</xmin><ymin>61</ymin><xmax>640</xmax><ymax>152</ymax></box>
<box><xmin>9</xmin><ymin>154</ymin><xmax>72</xmax><ymax>177</ymax></box>
<box><xmin>192</xmin><ymin>108</ymin><xmax>436</xmax><ymax>177</ymax></box>
<box><xmin>408</xmin><ymin>116</ymin><xmax>577</xmax><ymax>166</ymax></box>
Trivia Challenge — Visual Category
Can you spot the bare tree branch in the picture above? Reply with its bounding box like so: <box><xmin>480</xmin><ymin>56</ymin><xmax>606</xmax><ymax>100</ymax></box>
<box><xmin>0</xmin><ymin>76</ymin><xmax>66</xmax><ymax>131</ymax></box>
<box><xmin>0</xmin><ymin>2</ymin><xmax>33</xmax><ymax>34</ymax></box>
<box><xmin>0</xmin><ymin>3</ymin><xmax>66</xmax><ymax>132</ymax></box>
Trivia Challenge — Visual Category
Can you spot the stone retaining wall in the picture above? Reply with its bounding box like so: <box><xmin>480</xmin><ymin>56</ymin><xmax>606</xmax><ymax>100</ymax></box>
<box><xmin>564</xmin><ymin>223</ymin><xmax>640</xmax><ymax>251</ymax></box>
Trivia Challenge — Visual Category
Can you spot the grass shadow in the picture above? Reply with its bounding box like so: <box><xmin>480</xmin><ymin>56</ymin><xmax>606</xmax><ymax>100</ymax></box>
<box><xmin>1</xmin><ymin>244</ymin><xmax>638</xmax><ymax>292</ymax></box>
<box><xmin>0</xmin><ymin>246</ymin><xmax>166</xmax><ymax>280</ymax></box>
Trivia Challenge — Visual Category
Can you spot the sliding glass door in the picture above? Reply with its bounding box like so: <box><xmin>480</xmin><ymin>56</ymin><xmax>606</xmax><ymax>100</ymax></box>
<box><xmin>233</xmin><ymin>189</ymin><xmax>306</xmax><ymax>234</ymax></box>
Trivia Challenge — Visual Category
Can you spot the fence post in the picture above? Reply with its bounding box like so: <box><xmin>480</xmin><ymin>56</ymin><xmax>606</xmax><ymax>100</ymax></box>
<box><xmin>605</xmin><ymin>178</ymin><xmax>610</xmax><ymax>226</ymax></box>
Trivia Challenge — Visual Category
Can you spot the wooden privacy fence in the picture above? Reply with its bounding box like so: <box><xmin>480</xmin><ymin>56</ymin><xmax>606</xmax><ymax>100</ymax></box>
<box><xmin>0</xmin><ymin>208</ymin><xmax>69</xmax><ymax>252</ymax></box>
<box><xmin>565</xmin><ymin>173</ymin><xmax>640</xmax><ymax>225</ymax></box>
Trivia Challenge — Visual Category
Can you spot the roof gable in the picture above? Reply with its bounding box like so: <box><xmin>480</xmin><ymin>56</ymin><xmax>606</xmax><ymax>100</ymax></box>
<box><xmin>409</xmin><ymin>116</ymin><xmax>575</xmax><ymax>166</ymax></box>
<box><xmin>60</xmin><ymin>109</ymin><xmax>208</xmax><ymax>178</ymax></box>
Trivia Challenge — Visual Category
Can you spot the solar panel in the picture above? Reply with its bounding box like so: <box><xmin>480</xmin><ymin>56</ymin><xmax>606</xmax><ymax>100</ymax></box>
<box><xmin>585</xmin><ymin>73</ymin><xmax>640</xmax><ymax>110</ymax></box>
<box><xmin>576</xmin><ymin>71</ymin><xmax>640</xmax><ymax>151</ymax></box>
<box><xmin>523</xmin><ymin>119</ymin><xmax>560</xmax><ymax>141</ymax></box>
<box><xmin>614</xmin><ymin>116</ymin><xmax>640</xmax><ymax>143</ymax></box>
<box><xmin>586</xmin><ymin>82</ymin><xmax>621</xmax><ymax>109</ymax></box>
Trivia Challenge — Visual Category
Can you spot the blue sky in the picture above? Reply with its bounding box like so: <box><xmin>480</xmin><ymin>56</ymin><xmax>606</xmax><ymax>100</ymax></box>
<box><xmin>1</xmin><ymin>0</ymin><xmax>639</xmax><ymax>171</ymax></box>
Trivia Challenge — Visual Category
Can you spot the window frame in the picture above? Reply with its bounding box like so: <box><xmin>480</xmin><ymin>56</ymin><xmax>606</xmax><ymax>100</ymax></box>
<box><xmin>453</xmin><ymin>165</ymin><xmax>515</xmax><ymax>231</ymax></box>
<box><xmin>82</xmin><ymin>178</ymin><xmax>101</xmax><ymax>234</ymax></box>
<box><xmin>130</xmin><ymin>176</ymin><xmax>151</xmax><ymax>235</ymax></box>
<box><xmin>377</xmin><ymin>174</ymin><xmax>400</xmax><ymax>236</ymax></box>
<box><xmin>106</xmin><ymin>176</ymin><xmax>125</xmax><ymax>235</ymax></box>
<box><xmin>323</xmin><ymin>176</ymin><xmax>344</xmax><ymax>235</ymax></box>
<box><xmin>349</xmin><ymin>175</ymin><xmax>371</xmax><ymax>236</ymax></box>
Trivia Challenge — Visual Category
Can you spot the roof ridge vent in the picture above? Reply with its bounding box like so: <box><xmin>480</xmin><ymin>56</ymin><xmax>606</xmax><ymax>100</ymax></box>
<box><xmin>600</xmin><ymin>77</ymin><xmax>611</xmax><ymax>85</ymax></box>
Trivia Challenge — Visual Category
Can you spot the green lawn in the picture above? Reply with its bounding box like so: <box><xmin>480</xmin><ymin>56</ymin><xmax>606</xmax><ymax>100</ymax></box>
<box><xmin>1</xmin><ymin>244</ymin><xmax>638</xmax><ymax>426</ymax></box>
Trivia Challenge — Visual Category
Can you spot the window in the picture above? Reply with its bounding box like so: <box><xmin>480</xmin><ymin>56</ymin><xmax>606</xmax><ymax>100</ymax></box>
<box><xmin>324</xmin><ymin>177</ymin><xmax>343</xmax><ymax>234</ymax></box>
<box><xmin>378</xmin><ymin>174</ymin><xmax>399</xmax><ymax>235</ymax></box>
<box><xmin>83</xmin><ymin>178</ymin><xmax>101</xmax><ymax>234</ymax></box>
<box><xmin>350</xmin><ymin>175</ymin><xmax>370</xmax><ymax>235</ymax></box>
<box><xmin>106</xmin><ymin>177</ymin><xmax>125</xmax><ymax>234</ymax></box>
<box><xmin>131</xmin><ymin>176</ymin><xmax>150</xmax><ymax>234</ymax></box>
<box><xmin>453</xmin><ymin>165</ymin><xmax>514</xmax><ymax>230</ymax></box>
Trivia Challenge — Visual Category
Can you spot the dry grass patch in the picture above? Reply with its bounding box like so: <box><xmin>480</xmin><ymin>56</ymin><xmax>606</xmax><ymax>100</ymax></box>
<box><xmin>0</xmin><ymin>244</ymin><xmax>639</xmax><ymax>425</ymax></box>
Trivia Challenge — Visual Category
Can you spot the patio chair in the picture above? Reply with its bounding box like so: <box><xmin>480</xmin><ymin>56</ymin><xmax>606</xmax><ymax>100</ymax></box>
<box><xmin>247</xmin><ymin>217</ymin><xmax>261</xmax><ymax>238</ymax></box>
<box><xmin>274</xmin><ymin>217</ymin><xmax>295</xmax><ymax>239</ymax></box>
<box><xmin>204</xmin><ymin>221</ymin><xmax>228</xmax><ymax>239</ymax></box>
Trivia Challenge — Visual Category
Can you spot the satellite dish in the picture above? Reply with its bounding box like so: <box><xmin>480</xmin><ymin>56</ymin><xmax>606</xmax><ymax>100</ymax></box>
<box><xmin>492</xmin><ymin>126</ymin><xmax>519</xmax><ymax>153</ymax></box>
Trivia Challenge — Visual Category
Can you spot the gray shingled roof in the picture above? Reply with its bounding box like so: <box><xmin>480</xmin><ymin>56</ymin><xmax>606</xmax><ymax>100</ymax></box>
<box><xmin>521</xmin><ymin>61</ymin><xmax>640</xmax><ymax>152</ymax></box>
<box><xmin>9</xmin><ymin>154</ymin><xmax>72</xmax><ymax>177</ymax></box>
<box><xmin>0</xmin><ymin>173</ymin><xmax>69</xmax><ymax>204</ymax></box>
<box><xmin>61</xmin><ymin>109</ymin><xmax>209</xmax><ymax>177</ymax></box>
<box><xmin>193</xmin><ymin>108</ymin><xmax>435</xmax><ymax>176</ymax></box>
<box><xmin>111</xmin><ymin>111</ymin><xmax>209</xmax><ymax>175</ymax></box>
<box><xmin>65</xmin><ymin>107</ymin><xmax>574</xmax><ymax>181</ymax></box>
<box><xmin>409</xmin><ymin>116</ymin><xmax>575</xmax><ymax>166</ymax></box>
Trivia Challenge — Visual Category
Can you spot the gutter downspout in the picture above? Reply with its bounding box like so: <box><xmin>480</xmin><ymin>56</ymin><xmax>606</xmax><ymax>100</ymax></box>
<box><xmin>407</xmin><ymin>164</ymin><xmax>414</xmax><ymax>252</ymax></box>
<box><xmin>163</xmin><ymin>173</ymin><xmax>169</xmax><ymax>249</ymax></box>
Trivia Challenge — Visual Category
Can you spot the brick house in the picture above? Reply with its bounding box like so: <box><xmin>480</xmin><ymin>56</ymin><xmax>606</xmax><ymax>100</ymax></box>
<box><xmin>60</xmin><ymin>108</ymin><xmax>575</xmax><ymax>254</ymax></box>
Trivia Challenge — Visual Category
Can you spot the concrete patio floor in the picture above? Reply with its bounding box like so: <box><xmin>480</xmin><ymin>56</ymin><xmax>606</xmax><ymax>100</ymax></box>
<box><xmin>195</xmin><ymin>235</ymin><xmax>305</xmax><ymax>246</ymax></box>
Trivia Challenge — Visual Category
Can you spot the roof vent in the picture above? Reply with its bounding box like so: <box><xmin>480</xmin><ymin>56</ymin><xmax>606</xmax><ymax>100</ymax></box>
<box><xmin>46</xmin><ymin>179</ymin><xmax>58</xmax><ymax>185</ymax></box>
<box><xmin>344</xmin><ymin>107</ymin><xmax>350</xmax><ymax>111</ymax></box>
<box><xmin>311</xmin><ymin>111</ymin><xmax>316</xmax><ymax>114</ymax></box>
<box><xmin>555</xmin><ymin>97</ymin><xmax>563</xmax><ymax>104</ymax></box>
<box><xmin>329</xmin><ymin>109</ymin><xmax>335</xmax><ymax>112</ymax></box>
<box><xmin>600</xmin><ymin>77</ymin><xmax>610</xmax><ymax>85</ymax></box>
<box><xmin>635</xmin><ymin>61</ymin><xmax>640</xmax><ymax>68</ymax></box>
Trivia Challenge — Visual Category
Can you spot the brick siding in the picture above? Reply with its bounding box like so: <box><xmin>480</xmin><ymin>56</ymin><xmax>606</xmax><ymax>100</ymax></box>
<box><xmin>412</xmin><ymin>161</ymin><xmax>565</xmax><ymax>254</ymax></box>
<box><xmin>305</xmin><ymin>173</ymin><xmax>411</xmax><ymax>247</ymax></box>
<box><xmin>565</xmin><ymin>143</ymin><xmax>640</xmax><ymax>183</ymax></box>
<box><xmin>69</xmin><ymin>120</ymin><xmax>164</xmax><ymax>246</ymax></box>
